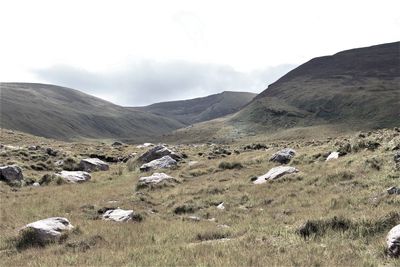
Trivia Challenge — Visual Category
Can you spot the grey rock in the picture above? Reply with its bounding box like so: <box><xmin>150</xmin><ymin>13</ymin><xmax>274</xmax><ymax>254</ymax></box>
<box><xmin>394</xmin><ymin>151</ymin><xmax>400</xmax><ymax>163</ymax></box>
<box><xmin>387</xmin><ymin>224</ymin><xmax>400</xmax><ymax>257</ymax></box>
<box><xmin>387</xmin><ymin>186</ymin><xmax>400</xmax><ymax>195</ymax></box>
<box><xmin>20</xmin><ymin>217</ymin><xmax>74</xmax><ymax>244</ymax></box>
<box><xmin>139</xmin><ymin>156</ymin><xmax>177</xmax><ymax>172</ymax></box>
<box><xmin>253</xmin><ymin>166</ymin><xmax>299</xmax><ymax>184</ymax></box>
<box><xmin>56</xmin><ymin>171</ymin><xmax>91</xmax><ymax>183</ymax></box>
<box><xmin>102</xmin><ymin>208</ymin><xmax>134</xmax><ymax>222</ymax></box>
<box><xmin>270</xmin><ymin>148</ymin><xmax>296</xmax><ymax>164</ymax></box>
<box><xmin>137</xmin><ymin>145</ymin><xmax>181</xmax><ymax>163</ymax></box>
<box><xmin>0</xmin><ymin>165</ymin><xmax>23</xmax><ymax>183</ymax></box>
<box><xmin>80</xmin><ymin>158</ymin><xmax>109</xmax><ymax>172</ymax></box>
<box><xmin>137</xmin><ymin>173</ymin><xmax>177</xmax><ymax>188</ymax></box>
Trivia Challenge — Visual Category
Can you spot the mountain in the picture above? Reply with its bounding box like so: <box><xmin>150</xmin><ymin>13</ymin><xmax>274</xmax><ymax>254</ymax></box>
<box><xmin>134</xmin><ymin>91</ymin><xmax>257</xmax><ymax>125</ymax></box>
<box><xmin>232</xmin><ymin>41</ymin><xmax>400</xmax><ymax>131</ymax></box>
<box><xmin>0</xmin><ymin>83</ymin><xmax>185</xmax><ymax>141</ymax></box>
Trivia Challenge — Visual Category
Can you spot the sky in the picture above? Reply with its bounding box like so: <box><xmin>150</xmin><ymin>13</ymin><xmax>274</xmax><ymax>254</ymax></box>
<box><xmin>0</xmin><ymin>0</ymin><xmax>399</xmax><ymax>106</ymax></box>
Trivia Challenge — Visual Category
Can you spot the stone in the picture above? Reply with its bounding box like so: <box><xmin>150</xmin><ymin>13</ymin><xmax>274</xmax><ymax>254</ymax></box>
<box><xmin>56</xmin><ymin>171</ymin><xmax>91</xmax><ymax>183</ymax></box>
<box><xmin>32</xmin><ymin>182</ymin><xmax>40</xmax><ymax>187</ymax></box>
<box><xmin>188</xmin><ymin>161</ymin><xmax>199</xmax><ymax>167</ymax></box>
<box><xmin>387</xmin><ymin>186</ymin><xmax>400</xmax><ymax>195</ymax></box>
<box><xmin>20</xmin><ymin>217</ymin><xmax>74</xmax><ymax>244</ymax></box>
<box><xmin>102</xmin><ymin>208</ymin><xmax>134</xmax><ymax>222</ymax></box>
<box><xmin>0</xmin><ymin>165</ymin><xmax>23</xmax><ymax>183</ymax></box>
<box><xmin>137</xmin><ymin>145</ymin><xmax>181</xmax><ymax>163</ymax></box>
<box><xmin>139</xmin><ymin>156</ymin><xmax>177</xmax><ymax>172</ymax></box>
<box><xmin>270</xmin><ymin>148</ymin><xmax>296</xmax><ymax>164</ymax></box>
<box><xmin>253</xmin><ymin>166</ymin><xmax>299</xmax><ymax>184</ymax></box>
<box><xmin>111</xmin><ymin>141</ymin><xmax>123</xmax><ymax>147</ymax></box>
<box><xmin>217</xmin><ymin>202</ymin><xmax>225</xmax><ymax>210</ymax></box>
<box><xmin>326</xmin><ymin>151</ymin><xmax>340</xmax><ymax>161</ymax></box>
<box><xmin>137</xmin><ymin>173</ymin><xmax>177</xmax><ymax>188</ymax></box>
<box><xmin>394</xmin><ymin>151</ymin><xmax>400</xmax><ymax>163</ymax></box>
<box><xmin>80</xmin><ymin>158</ymin><xmax>109</xmax><ymax>172</ymax></box>
<box><xmin>45</xmin><ymin>147</ymin><xmax>58</xmax><ymax>156</ymax></box>
<box><xmin>387</xmin><ymin>224</ymin><xmax>400</xmax><ymax>257</ymax></box>
<box><xmin>136</xmin><ymin>143</ymin><xmax>154</xmax><ymax>149</ymax></box>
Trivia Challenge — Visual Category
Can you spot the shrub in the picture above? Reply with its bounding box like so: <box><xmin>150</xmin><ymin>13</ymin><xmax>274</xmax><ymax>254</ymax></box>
<box><xmin>218</xmin><ymin>161</ymin><xmax>243</xmax><ymax>170</ymax></box>
<box><xmin>196</xmin><ymin>231</ymin><xmax>231</xmax><ymax>241</ymax></box>
<box><xmin>174</xmin><ymin>204</ymin><xmax>198</xmax><ymax>214</ymax></box>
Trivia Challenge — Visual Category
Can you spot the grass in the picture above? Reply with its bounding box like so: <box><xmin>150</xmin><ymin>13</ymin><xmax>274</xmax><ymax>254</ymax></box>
<box><xmin>0</xmin><ymin>128</ymin><xmax>399</xmax><ymax>266</ymax></box>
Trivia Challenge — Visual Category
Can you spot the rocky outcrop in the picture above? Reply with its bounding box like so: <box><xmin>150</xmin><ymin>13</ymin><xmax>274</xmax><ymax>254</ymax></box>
<box><xmin>270</xmin><ymin>148</ymin><xmax>296</xmax><ymax>164</ymax></box>
<box><xmin>56</xmin><ymin>171</ymin><xmax>91</xmax><ymax>183</ymax></box>
<box><xmin>0</xmin><ymin>165</ymin><xmax>23</xmax><ymax>183</ymax></box>
<box><xmin>137</xmin><ymin>173</ymin><xmax>177</xmax><ymax>188</ymax></box>
<box><xmin>253</xmin><ymin>166</ymin><xmax>299</xmax><ymax>184</ymax></box>
<box><xmin>102</xmin><ymin>208</ymin><xmax>134</xmax><ymax>222</ymax></box>
<box><xmin>137</xmin><ymin>145</ymin><xmax>181</xmax><ymax>163</ymax></box>
<box><xmin>20</xmin><ymin>217</ymin><xmax>74</xmax><ymax>244</ymax></box>
<box><xmin>387</xmin><ymin>224</ymin><xmax>400</xmax><ymax>257</ymax></box>
<box><xmin>139</xmin><ymin>156</ymin><xmax>177</xmax><ymax>172</ymax></box>
<box><xmin>80</xmin><ymin>158</ymin><xmax>109</xmax><ymax>172</ymax></box>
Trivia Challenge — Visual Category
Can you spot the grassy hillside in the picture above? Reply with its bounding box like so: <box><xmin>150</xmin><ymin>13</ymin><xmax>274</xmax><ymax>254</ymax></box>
<box><xmin>0</xmin><ymin>128</ymin><xmax>399</xmax><ymax>266</ymax></box>
<box><xmin>0</xmin><ymin>83</ymin><xmax>185</xmax><ymax>142</ymax></box>
<box><xmin>135</xmin><ymin>91</ymin><xmax>256</xmax><ymax>125</ymax></box>
<box><xmin>232</xmin><ymin>42</ymin><xmax>400</xmax><ymax>131</ymax></box>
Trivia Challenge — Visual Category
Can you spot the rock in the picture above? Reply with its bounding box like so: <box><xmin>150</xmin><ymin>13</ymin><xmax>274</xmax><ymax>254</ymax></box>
<box><xmin>20</xmin><ymin>217</ymin><xmax>74</xmax><ymax>244</ymax></box>
<box><xmin>217</xmin><ymin>202</ymin><xmax>225</xmax><ymax>210</ymax></box>
<box><xmin>56</xmin><ymin>171</ymin><xmax>91</xmax><ymax>183</ymax></box>
<box><xmin>32</xmin><ymin>182</ymin><xmax>40</xmax><ymax>187</ymax></box>
<box><xmin>28</xmin><ymin>145</ymin><xmax>40</xmax><ymax>151</ymax></box>
<box><xmin>185</xmin><ymin>216</ymin><xmax>201</xmax><ymax>222</ymax></box>
<box><xmin>137</xmin><ymin>173</ymin><xmax>177</xmax><ymax>188</ymax></box>
<box><xmin>136</xmin><ymin>143</ymin><xmax>154</xmax><ymax>149</ymax></box>
<box><xmin>253</xmin><ymin>166</ymin><xmax>299</xmax><ymax>184</ymax></box>
<box><xmin>270</xmin><ymin>148</ymin><xmax>296</xmax><ymax>164</ymax></box>
<box><xmin>139</xmin><ymin>156</ymin><xmax>177</xmax><ymax>172</ymax></box>
<box><xmin>137</xmin><ymin>145</ymin><xmax>181</xmax><ymax>163</ymax></box>
<box><xmin>394</xmin><ymin>151</ymin><xmax>400</xmax><ymax>163</ymax></box>
<box><xmin>387</xmin><ymin>186</ymin><xmax>400</xmax><ymax>195</ymax></box>
<box><xmin>387</xmin><ymin>224</ymin><xmax>400</xmax><ymax>257</ymax></box>
<box><xmin>102</xmin><ymin>208</ymin><xmax>134</xmax><ymax>222</ymax></box>
<box><xmin>188</xmin><ymin>161</ymin><xmax>199</xmax><ymax>167</ymax></box>
<box><xmin>326</xmin><ymin>151</ymin><xmax>340</xmax><ymax>161</ymax></box>
<box><xmin>0</xmin><ymin>165</ymin><xmax>23</xmax><ymax>183</ymax></box>
<box><xmin>80</xmin><ymin>158</ymin><xmax>109</xmax><ymax>172</ymax></box>
<box><xmin>45</xmin><ymin>147</ymin><xmax>58</xmax><ymax>156</ymax></box>
<box><xmin>111</xmin><ymin>141</ymin><xmax>123</xmax><ymax>147</ymax></box>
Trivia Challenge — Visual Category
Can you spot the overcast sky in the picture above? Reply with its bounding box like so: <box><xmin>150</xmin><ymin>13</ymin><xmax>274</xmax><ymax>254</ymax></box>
<box><xmin>1</xmin><ymin>0</ymin><xmax>399</xmax><ymax>106</ymax></box>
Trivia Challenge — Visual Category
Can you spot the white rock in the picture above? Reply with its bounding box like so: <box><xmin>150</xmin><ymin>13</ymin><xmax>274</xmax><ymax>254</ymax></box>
<box><xmin>102</xmin><ymin>208</ymin><xmax>134</xmax><ymax>222</ymax></box>
<box><xmin>387</xmin><ymin>224</ymin><xmax>400</xmax><ymax>257</ymax></box>
<box><xmin>136</xmin><ymin>143</ymin><xmax>154</xmax><ymax>148</ymax></box>
<box><xmin>188</xmin><ymin>161</ymin><xmax>199</xmax><ymax>167</ymax></box>
<box><xmin>56</xmin><ymin>171</ymin><xmax>91</xmax><ymax>183</ymax></box>
<box><xmin>80</xmin><ymin>158</ymin><xmax>109</xmax><ymax>172</ymax></box>
<box><xmin>326</xmin><ymin>151</ymin><xmax>340</xmax><ymax>161</ymax></box>
<box><xmin>32</xmin><ymin>182</ymin><xmax>40</xmax><ymax>187</ymax></box>
<box><xmin>217</xmin><ymin>202</ymin><xmax>225</xmax><ymax>210</ymax></box>
<box><xmin>253</xmin><ymin>166</ymin><xmax>299</xmax><ymax>184</ymax></box>
<box><xmin>20</xmin><ymin>217</ymin><xmax>74</xmax><ymax>243</ymax></box>
<box><xmin>139</xmin><ymin>156</ymin><xmax>177</xmax><ymax>172</ymax></box>
<box><xmin>137</xmin><ymin>173</ymin><xmax>176</xmax><ymax>188</ymax></box>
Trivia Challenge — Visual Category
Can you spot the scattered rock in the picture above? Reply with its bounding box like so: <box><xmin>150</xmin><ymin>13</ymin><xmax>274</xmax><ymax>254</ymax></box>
<box><xmin>102</xmin><ymin>208</ymin><xmax>135</xmax><ymax>222</ymax></box>
<box><xmin>0</xmin><ymin>165</ymin><xmax>23</xmax><ymax>183</ymax></box>
<box><xmin>139</xmin><ymin>155</ymin><xmax>177</xmax><ymax>172</ymax></box>
<box><xmin>19</xmin><ymin>217</ymin><xmax>74</xmax><ymax>246</ymax></box>
<box><xmin>136</xmin><ymin>143</ymin><xmax>154</xmax><ymax>149</ymax></box>
<box><xmin>188</xmin><ymin>161</ymin><xmax>199</xmax><ymax>167</ymax></box>
<box><xmin>270</xmin><ymin>148</ymin><xmax>296</xmax><ymax>164</ymax></box>
<box><xmin>137</xmin><ymin>173</ymin><xmax>177</xmax><ymax>188</ymax></box>
<box><xmin>217</xmin><ymin>202</ymin><xmax>225</xmax><ymax>210</ymax></box>
<box><xmin>387</xmin><ymin>186</ymin><xmax>400</xmax><ymax>195</ymax></box>
<box><xmin>27</xmin><ymin>145</ymin><xmax>40</xmax><ymax>151</ymax></box>
<box><xmin>32</xmin><ymin>182</ymin><xmax>40</xmax><ymax>187</ymax></box>
<box><xmin>394</xmin><ymin>151</ymin><xmax>400</xmax><ymax>163</ymax></box>
<box><xmin>111</xmin><ymin>141</ymin><xmax>123</xmax><ymax>147</ymax></box>
<box><xmin>137</xmin><ymin>145</ymin><xmax>181</xmax><ymax>163</ymax></box>
<box><xmin>253</xmin><ymin>166</ymin><xmax>299</xmax><ymax>184</ymax></box>
<box><xmin>326</xmin><ymin>151</ymin><xmax>339</xmax><ymax>161</ymax></box>
<box><xmin>45</xmin><ymin>147</ymin><xmax>59</xmax><ymax>156</ymax></box>
<box><xmin>243</xmin><ymin>143</ymin><xmax>268</xmax><ymax>150</ymax></box>
<box><xmin>184</xmin><ymin>216</ymin><xmax>201</xmax><ymax>222</ymax></box>
<box><xmin>387</xmin><ymin>224</ymin><xmax>400</xmax><ymax>257</ymax></box>
<box><xmin>56</xmin><ymin>171</ymin><xmax>91</xmax><ymax>183</ymax></box>
<box><xmin>80</xmin><ymin>158</ymin><xmax>109</xmax><ymax>172</ymax></box>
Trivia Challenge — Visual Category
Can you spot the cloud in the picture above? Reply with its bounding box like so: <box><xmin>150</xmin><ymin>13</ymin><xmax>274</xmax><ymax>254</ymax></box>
<box><xmin>33</xmin><ymin>60</ymin><xmax>296</xmax><ymax>106</ymax></box>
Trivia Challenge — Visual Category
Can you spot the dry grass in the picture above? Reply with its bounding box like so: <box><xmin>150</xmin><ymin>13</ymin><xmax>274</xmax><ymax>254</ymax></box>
<box><xmin>0</xmin><ymin>128</ymin><xmax>399</xmax><ymax>266</ymax></box>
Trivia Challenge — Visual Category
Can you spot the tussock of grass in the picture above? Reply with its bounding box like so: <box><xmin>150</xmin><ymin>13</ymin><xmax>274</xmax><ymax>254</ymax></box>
<box><xmin>218</xmin><ymin>161</ymin><xmax>243</xmax><ymax>170</ymax></box>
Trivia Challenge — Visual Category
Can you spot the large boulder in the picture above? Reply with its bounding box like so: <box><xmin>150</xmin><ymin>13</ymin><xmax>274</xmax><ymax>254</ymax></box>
<box><xmin>102</xmin><ymin>208</ymin><xmax>135</xmax><ymax>222</ymax></box>
<box><xmin>79</xmin><ymin>158</ymin><xmax>109</xmax><ymax>172</ymax></box>
<box><xmin>139</xmin><ymin>156</ymin><xmax>177</xmax><ymax>172</ymax></box>
<box><xmin>253</xmin><ymin>166</ymin><xmax>299</xmax><ymax>184</ymax></box>
<box><xmin>56</xmin><ymin>171</ymin><xmax>91</xmax><ymax>183</ymax></box>
<box><xmin>387</xmin><ymin>224</ymin><xmax>400</xmax><ymax>257</ymax></box>
<box><xmin>20</xmin><ymin>217</ymin><xmax>74</xmax><ymax>245</ymax></box>
<box><xmin>270</xmin><ymin>148</ymin><xmax>296</xmax><ymax>164</ymax></box>
<box><xmin>137</xmin><ymin>145</ymin><xmax>181</xmax><ymax>163</ymax></box>
<box><xmin>137</xmin><ymin>173</ymin><xmax>177</xmax><ymax>188</ymax></box>
<box><xmin>0</xmin><ymin>165</ymin><xmax>23</xmax><ymax>183</ymax></box>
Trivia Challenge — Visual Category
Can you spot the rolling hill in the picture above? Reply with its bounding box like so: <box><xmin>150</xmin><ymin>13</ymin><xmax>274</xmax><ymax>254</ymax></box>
<box><xmin>134</xmin><ymin>91</ymin><xmax>256</xmax><ymax>125</ymax></box>
<box><xmin>232</xmin><ymin>41</ymin><xmax>400</xmax><ymax>131</ymax></box>
<box><xmin>0</xmin><ymin>83</ymin><xmax>185</xmax><ymax>141</ymax></box>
